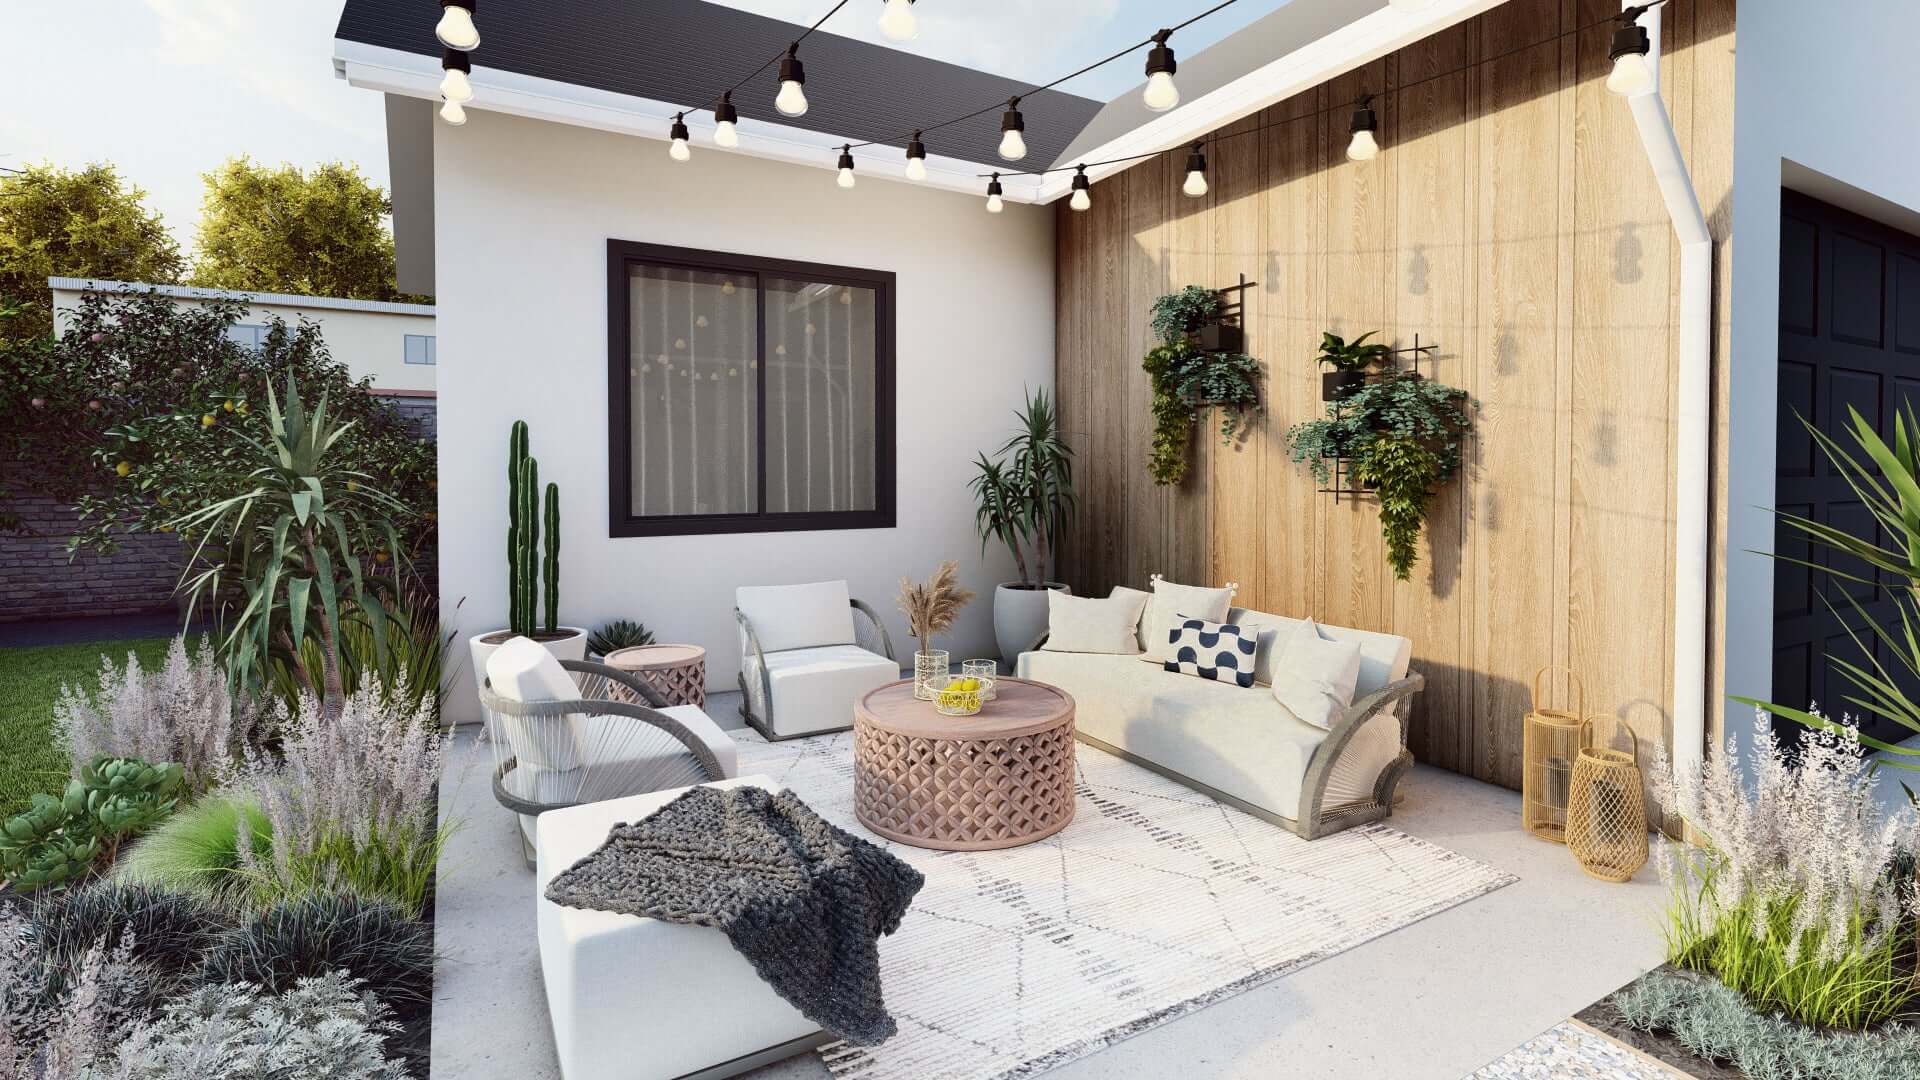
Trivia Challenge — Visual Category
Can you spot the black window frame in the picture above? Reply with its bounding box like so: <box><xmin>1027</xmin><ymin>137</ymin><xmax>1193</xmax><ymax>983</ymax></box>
<box><xmin>607</xmin><ymin>239</ymin><xmax>897</xmax><ymax>538</ymax></box>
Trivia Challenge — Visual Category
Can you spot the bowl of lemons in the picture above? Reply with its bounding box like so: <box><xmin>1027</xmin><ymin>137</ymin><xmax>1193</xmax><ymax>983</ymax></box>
<box><xmin>932</xmin><ymin>675</ymin><xmax>989</xmax><ymax>716</ymax></box>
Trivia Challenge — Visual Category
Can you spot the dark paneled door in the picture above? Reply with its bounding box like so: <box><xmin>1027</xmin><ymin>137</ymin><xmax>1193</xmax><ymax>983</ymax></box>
<box><xmin>1773</xmin><ymin>189</ymin><xmax>1920</xmax><ymax>746</ymax></box>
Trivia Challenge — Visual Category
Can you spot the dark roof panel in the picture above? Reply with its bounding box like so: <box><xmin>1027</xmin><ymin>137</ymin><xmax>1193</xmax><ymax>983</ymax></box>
<box><xmin>336</xmin><ymin>0</ymin><xmax>1104</xmax><ymax>168</ymax></box>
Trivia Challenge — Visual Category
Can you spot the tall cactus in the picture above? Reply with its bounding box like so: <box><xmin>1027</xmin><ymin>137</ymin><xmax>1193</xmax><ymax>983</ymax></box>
<box><xmin>507</xmin><ymin>421</ymin><xmax>529</xmax><ymax>634</ymax></box>
<box><xmin>513</xmin><ymin>455</ymin><xmax>539</xmax><ymax>637</ymax></box>
<box><xmin>542</xmin><ymin>482</ymin><xmax>560</xmax><ymax>635</ymax></box>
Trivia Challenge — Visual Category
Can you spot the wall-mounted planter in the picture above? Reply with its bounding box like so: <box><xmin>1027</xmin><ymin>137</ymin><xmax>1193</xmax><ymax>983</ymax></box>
<box><xmin>1197</xmin><ymin>322</ymin><xmax>1243</xmax><ymax>353</ymax></box>
<box><xmin>1322</xmin><ymin>370</ymin><xmax>1367</xmax><ymax>401</ymax></box>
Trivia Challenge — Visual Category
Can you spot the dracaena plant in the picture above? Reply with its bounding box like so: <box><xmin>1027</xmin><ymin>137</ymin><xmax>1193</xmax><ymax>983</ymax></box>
<box><xmin>969</xmin><ymin>387</ymin><xmax>1076</xmax><ymax>587</ymax></box>
<box><xmin>172</xmin><ymin>376</ymin><xmax>413</xmax><ymax>714</ymax></box>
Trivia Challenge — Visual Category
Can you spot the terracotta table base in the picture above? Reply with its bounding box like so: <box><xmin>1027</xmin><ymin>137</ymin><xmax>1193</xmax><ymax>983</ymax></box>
<box><xmin>602</xmin><ymin>644</ymin><xmax>707</xmax><ymax>708</ymax></box>
<box><xmin>853</xmin><ymin>677</ymin><xmax>1076</xmax><ymax>851</ymax></box>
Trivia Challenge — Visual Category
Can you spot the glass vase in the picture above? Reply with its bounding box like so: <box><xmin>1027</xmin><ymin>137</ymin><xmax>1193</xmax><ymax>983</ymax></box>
<box><xmin>913</xmin><ymin>650</ymin><xmax>949</xmax><ymax>701</ymax></box>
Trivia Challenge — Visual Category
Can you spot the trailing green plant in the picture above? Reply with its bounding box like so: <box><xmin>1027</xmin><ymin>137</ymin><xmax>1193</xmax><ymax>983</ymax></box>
<box><xmin>1142</xmin><ymin>339</ymin><xmax>1263</xmax><ymax>485</ymax></box>
<box><xmin>1352</xmin><ymin>437</ymin><xmax>1443</xmax><ymax>581</ymax></box>
<box><xmin>0</xmin><ymin>756</ymin><xmax>183</xmax><ymax>892</ymax></box>
<box><xmin>172</xmin><ymin>376</ymin><xmax>414</xmax><ymax>713</ymax></box>
<box><xmin>1611</xmin><ymin>968</ymin><xmax>1920</xmax><ymax>1080</ymax></box>
<box><xmin>197</xmin><ymin>893</ymin><xmax>435</xmax><ymax>1017</ymax></box>
<box><xmin>1316</xmin><ymin>330</ymin><xmax>1393</xmax><ymax>372</ymax></box>
<box><xmin>112</xmin><ymin>793</ymin><xmax>274</xmax><ymax>904</ymax></box>
<box><xmin>588</xmin><ymin>619</ymin><xmax>656</xmax><ymax>656</ymax></box>
<box><xmin>506</xmin><ymin>420</ymin><xmax>564</xmax><ymax>638</ymax></box>
<box><xmin>969</xmin><ymin>387</ymin><xmax>1076</xmax><ymax>586</ymax></box>
<box><xmin>1148</xmin><ymin>284</ymin><xmax>1223</xmax><ymax>345</ymax></box>
<box><xmin>26</xmin><ymin>884</ymin><xmax>228</xmax><ymax>1000</ymax></box>
<box><xmin>107</xmin><ymin>971</ymin><xmax>411</xmax><ymax>1080</ymax></box>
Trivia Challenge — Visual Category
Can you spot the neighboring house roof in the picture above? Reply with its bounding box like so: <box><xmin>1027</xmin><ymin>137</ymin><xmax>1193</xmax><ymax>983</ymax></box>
<box><xmin>332</xmin><ymin>0</ymin><xmax>1104</xmax><ymax>170</ymax></box>
<box><xmin>47</xmin><ymin>278</ymin><xmax>435</xmax><ymax>317</ymax></box>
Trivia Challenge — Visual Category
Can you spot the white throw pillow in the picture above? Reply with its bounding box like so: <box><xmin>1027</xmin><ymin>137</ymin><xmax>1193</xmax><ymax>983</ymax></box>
<box><xmin>1270</xmin><ymin>619</ymin><xmax>1362</xmax><ymax>731</ymax></box>
<box><xmin>1109</xmin><ymin>585</ymin><xmax>1153</xmax><ymax>651</ymax></box>
<box><xmin>1042</xmin><ymin>591</ymin><xmax>1148</xmax><ymax>654</ymax></box>
<box><xmin>1141</xmin><ymin>575</ymin><xmax>1235</xmax><ymax>663</ymax></box>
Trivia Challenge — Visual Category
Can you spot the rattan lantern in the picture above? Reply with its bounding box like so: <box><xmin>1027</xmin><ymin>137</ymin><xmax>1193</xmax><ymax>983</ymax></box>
<box><xmin>1522</xmin><ymin>666</ymin><xmax>1585</xmax><ymax>841</ymax></box>
<box><xmin>1565</xmin><ymin>717</ymin><xmax>1649</xmax><ymax>883</ymax></box>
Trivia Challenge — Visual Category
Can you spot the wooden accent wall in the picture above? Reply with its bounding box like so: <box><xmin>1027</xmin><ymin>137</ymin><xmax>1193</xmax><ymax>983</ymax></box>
<box><xmin>1054</xmin><ymin>0</ymin><xmax>1736</xmax><ymax>790</ymax></box>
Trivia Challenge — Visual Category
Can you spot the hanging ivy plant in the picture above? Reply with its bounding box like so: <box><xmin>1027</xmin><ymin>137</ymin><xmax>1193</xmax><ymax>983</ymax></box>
<box><xmin>1149</xmin><ymin>285</ymin><xmax>1223</xmax><ymax>345</ymax></box>
<box><xmin>1284</xmin><ymin>368</ymin><xmax>1475</xmax><ymax>580</ymax></box>
<box><xmin>1143</xmin><ymin>340</ymin><xmax>1263</xmax><ymax>486</ymax></box>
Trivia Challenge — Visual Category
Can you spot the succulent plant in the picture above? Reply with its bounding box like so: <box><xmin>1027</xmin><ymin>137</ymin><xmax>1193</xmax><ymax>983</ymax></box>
<box><xmin>0</xmin><ymin>795</ymin><xmax>103</xmax><ymax>891</ymax></box>
<box><xmin>79</xmin><ymin>756</ymin><xmax>184</xmax><ymax>840</ymax></box>
<box><xmin>0</xmin><ymin>756</ymin><xmax>184</xmax><ymax>893</ymax></box>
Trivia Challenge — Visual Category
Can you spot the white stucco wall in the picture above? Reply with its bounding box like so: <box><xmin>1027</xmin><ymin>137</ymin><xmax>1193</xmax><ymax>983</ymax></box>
<box><xmin>1723</xmin><ymin>0</ymin><xmax>1920</xmax><ymax>809</ymax></box>
<box><xmin>433</xmin><ymin>109</ymin><xmax>1055</xmax><ymax>722</ymax></box>
<box><xmin>49</xmin><ymin>281</ymin><xmax>437</xmax><ymax>394</ymax></box>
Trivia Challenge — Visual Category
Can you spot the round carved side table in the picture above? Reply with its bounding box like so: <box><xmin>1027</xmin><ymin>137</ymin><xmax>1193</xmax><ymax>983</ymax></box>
<box><xmin>603</xmin><ymin>644</ymin><xmax>707</xmax><ymax>708</ymax></box>
<box><xmin>853</xmin><ymin>677</ymin><xmax>1076</xmax><ymax>851</ymax></box>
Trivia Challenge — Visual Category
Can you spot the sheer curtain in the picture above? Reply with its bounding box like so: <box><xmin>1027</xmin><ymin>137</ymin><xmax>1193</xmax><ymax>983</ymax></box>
<box><xmin>766</xmin><ymin>277</ymin><xmax>877</xmax><ymax>514</ymax></box>
<box><xmin>628</xmin><ymin>265</ymin><xmax>757</xmax><ymax>517</ymax></box>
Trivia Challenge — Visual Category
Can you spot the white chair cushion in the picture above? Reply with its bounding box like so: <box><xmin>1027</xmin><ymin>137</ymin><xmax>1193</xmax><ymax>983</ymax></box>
<box><xmin>535</xmin><ymin>776</ymin><xmax>819</xmax><ymax>1080</ymax></box>
<box><xmin>761</xmin><ymin>644</ymin><xmax>898</xmax><ymax>738</ymax></box>
<box><xmin>1270</xmin><ymin>619</ymin><xmax>1362</xmax><ymax>731</ymax></box>
<box><xmin>487</xmin><ymin>636</ymin><xmax>585</xmax><ymax>771</ymax></box>
<box><xmin>1042</xmin><ymin>590</ymin><xmax>1148</xmax><ymax>654</ymax></box>
<box><xmin>736</xmin><ymin>580</ymin><xmax>857</xmax><ymax>653</ymax></box>
<box><xmin>1141</xmin><ymin>577</ymin><xmax>1236</xmax><ymax>663</ymax></box>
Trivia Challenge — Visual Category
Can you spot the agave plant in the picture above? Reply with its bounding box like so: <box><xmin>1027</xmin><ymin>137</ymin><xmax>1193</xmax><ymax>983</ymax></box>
<box><xmin>172</xmin><ymin>375</ymin><xmax>414</xmax><ymax>714</ymax></box>
<box><xmin>1742</xmin><ymin>403</ymin><xmax>1920</xmax><ymax>771</ymax></box>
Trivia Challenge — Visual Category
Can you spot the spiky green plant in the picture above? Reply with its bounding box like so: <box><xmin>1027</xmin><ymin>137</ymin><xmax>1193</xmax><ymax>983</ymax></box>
<box><xmin>543</xmin><ymin>481</ymin><xmax>559</xmax><ymax>635</ymax></box>
<box><xmin>112</xmin><ymin>793</ymin><xmax>273</xmax><ymax>904</ymax></box>
<box><xmin>507</xmin><ymin>419</ymin><xmax>530</xmax><ymax>635</ymax></box>
<box><xmin>27</xmin><ymin>884</ymin><xmax>228</xmax><ymax>998</ymax></box>
<box><xmin>587</xmin><ymin>619</ymin><xmax>654</xmax><ymax>657</ymax></box>
<box><xmin>504</xmin><ymin>421</ymin><xmax>564</xmax><ymax>639</ymax></box>
<box><xmin>197</xmin><ymin>894</ymin><xmax>435</xmax><ymax>1016</ymax></box>
<box><xmin>969</xmin><ymin>387</ymin><xmax>1076</xmax><ymax>586</ymax></box>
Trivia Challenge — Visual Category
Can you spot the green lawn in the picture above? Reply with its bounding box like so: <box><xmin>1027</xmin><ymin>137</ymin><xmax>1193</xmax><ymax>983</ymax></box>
<box><xmin>0</xmin><ymin>637</ymin><xmax>173</xmax><ymax>819</ymax></box>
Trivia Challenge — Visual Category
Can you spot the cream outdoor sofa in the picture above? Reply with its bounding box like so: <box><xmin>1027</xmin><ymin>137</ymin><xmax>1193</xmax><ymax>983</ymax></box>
<box><xmin>734</xmin><ymin>580</ymin><xmax>899</xmax><ymax>740</ymax></box>
<box><xmin>1017</xmin><ymin>602</ymin><xmax>1422</xmax><ymax>839</ymax></box>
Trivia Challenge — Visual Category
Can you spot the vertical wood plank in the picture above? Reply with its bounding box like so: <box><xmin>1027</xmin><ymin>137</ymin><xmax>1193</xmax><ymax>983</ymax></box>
<box><xmin>1211</xmin><ymin>114</ymin><xmax>1267</xmax><ymax>604</ymax></box>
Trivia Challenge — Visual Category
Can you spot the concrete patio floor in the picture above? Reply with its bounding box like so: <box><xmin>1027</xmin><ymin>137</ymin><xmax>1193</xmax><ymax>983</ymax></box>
<box><xmin>429</xmin><ymin>690</ymin><xmax>1666</xmax><ymax>1080</ymax></box>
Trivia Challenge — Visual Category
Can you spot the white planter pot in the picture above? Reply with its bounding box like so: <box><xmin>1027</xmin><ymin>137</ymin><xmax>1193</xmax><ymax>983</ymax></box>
<box><xmin>469</xmin><ymin>626</ymin><xmax>589</xmax><ymax>696</ymax></box>
<box><xmin>993</xmin><ymin>582</ymin><xmax>1067</xmax><ymax>666</ymax></box>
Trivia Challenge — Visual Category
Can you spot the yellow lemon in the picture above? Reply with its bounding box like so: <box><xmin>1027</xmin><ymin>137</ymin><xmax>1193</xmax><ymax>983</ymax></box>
<box><xmin>114</xmin><ymin>461</ymin><xmax>130</xmax><ymax>477</ymax></box>
<box><xmin>201</xmin><ymin>413</ymin><xmax>216</xmax><ymax>427</ymax></box>
<box><xmin>223</xmin><ymin>400</ymin><xmax>235</xmax><ymax>412</ymax></box>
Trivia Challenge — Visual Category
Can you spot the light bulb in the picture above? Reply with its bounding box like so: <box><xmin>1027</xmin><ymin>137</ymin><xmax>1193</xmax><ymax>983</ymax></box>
<box><xmin>836</xmin><ymin>148</ymin><xmax>855</xmax><ymax>188</ymax></box>
<box><xmin>878</xmin><ymin>0</ymin><xmax>918</xmax><ymax>42</ymax></box>
<box><xmin>670</xmin><ymin>138</ymin><xmax>691</xmax><ymax>162</ymax></box>
<box><xmin>837</xmin><ymin>167</ymin><xmax>856</xmax><ymax>189</ymax></box>
<box><xmin>1347</xmin><ymin>129</ymin><xmax>1378</xmax><ymax>161</ymax></box>
<box><xmin>776</xmin><ymin>79</ymin><xmax>809</xmax><ymax>117</ymax></box>
<box><xmin>1069</xmin><ymin>188</ymin><xmax>1091</xmax><ymax>212</ymax></box>
<box><xmin>1183</xmin><ymin>169</ymin><xmax>1208</xmax><ymax>197</ymax></box>
<box><xmin>440</xmin><ymin>67</ymin><xmax>473</xmax><ymax>104</ymax></box>
<box><xmin>714</xmin><ymin>120</ymin><xmax>738</xmax><ymax>148</ymax></box>
<box><xmin>439</xmin><ymin>99</ymin><xmax>467</xmax><ymax>126</ymax></box>
<box><xmin>1070</xmin><ymin>168</ymin><xmax>1092</xmax><ymax>212</ymax></box>
<box><xmin>1143</xmin><ymin>70</ymin><xmax>1180</xmax><ymax>112</ymax></box>
<box><xmin>1607</xmin><ymin>52</ymin><xmax>1653</xmax><ymax>96</ymax></box>
<box><xmin>986</xmin><ymin>193</ymin><xmax>1004</xmax><ymax>214</ymax></box>
<box><xmin>998</xmin><ymin>128</ymin><xmax>1027</xmax><ymax>161</ymax></box>
<box><xmin>435</xmin><ymin>4</ymin><xmax>479</xmax><ymax>50</ymax></box>
<box><xmin>904</xmin><ymin>157</ymin><xmax>927</xmax><ymax>181</ymax></box>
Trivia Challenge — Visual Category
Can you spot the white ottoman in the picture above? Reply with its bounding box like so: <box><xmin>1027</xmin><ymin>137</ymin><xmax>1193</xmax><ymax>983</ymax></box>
<box><xmin>534</xmin><ymin>776</ymin><xmax>828</xmax><ymax>1080</ymax></box>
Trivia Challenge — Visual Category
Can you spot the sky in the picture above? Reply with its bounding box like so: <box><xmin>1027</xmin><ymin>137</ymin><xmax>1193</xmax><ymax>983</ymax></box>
<box><xmin>3</xmin><ymin>0</ymin><xmax>1291</xmax><ymax>255</ymax></box>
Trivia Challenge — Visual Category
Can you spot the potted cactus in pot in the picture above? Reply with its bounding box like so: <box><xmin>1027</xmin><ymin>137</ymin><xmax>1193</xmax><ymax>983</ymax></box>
<box><xmin>470</xmin><ymin>420</ymin><xmax>587</xmax><ymax>684</ymax></box>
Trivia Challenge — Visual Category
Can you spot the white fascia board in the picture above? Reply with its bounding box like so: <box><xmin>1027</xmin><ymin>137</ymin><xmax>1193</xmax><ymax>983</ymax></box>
<box><xmin>1032</xmin><ymin>0</ymin><xmax>1511</xmax><ymax>203</ymax></box>
<box><xmin>332</xmin><ymin>40</ymin><xmax>1045</xmax><ymax>204</ymax></box>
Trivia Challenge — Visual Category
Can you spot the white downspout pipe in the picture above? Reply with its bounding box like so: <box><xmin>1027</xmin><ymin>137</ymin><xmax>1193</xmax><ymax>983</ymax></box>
<box><xmin>1621</xmin><ymin>2</ymin><xmax>1712</xmax><ymax>780</ymax></box>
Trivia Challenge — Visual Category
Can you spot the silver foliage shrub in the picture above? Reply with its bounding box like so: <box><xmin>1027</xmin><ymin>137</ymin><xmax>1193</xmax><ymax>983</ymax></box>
<box><xmin>1</xmin><ymin>908</ymin><xmax>156</xmax><ymax>1080</ymax></box>
<box><xmin>54</xmin><ymin>636</ymin><xmax>247</xmax><ymax>793</ymax></box>
<box><xmin>94</xmin><ymin>972</ymin><xmax>408</xmax><ymax>1080</ymax></box>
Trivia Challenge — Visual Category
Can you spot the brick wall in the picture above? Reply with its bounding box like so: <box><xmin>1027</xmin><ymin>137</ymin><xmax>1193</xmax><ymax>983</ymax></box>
<box><xmin>373</xmin><ymin>393</ymin><xmax>437</xmax><ymax>439</ymax></box>
<box><xmin>0</xmin><ymin>477</ymin><xmax>184</xmax><ymax>622</ymax></box>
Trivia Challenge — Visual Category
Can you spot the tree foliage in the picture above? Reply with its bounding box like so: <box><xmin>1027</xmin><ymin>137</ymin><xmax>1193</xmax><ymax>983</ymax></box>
<box><xmin>0</xmin><ymin>163</ymin><xmax>184</xmax><ymax>342</ymax></box>
<box><xmin>190</xmin><ymin>158</ymin><xmax>418</xmax><ymax>302</ymax></box>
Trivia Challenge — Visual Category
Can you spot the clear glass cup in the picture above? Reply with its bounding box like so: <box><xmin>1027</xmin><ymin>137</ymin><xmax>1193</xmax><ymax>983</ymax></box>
<box><xmin>961</xmin><ymin>658</ymin><xmax>998</xmax><ymax>700</ymax></box>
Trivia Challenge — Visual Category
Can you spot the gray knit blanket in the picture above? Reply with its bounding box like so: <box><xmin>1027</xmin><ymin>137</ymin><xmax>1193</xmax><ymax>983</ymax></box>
<box><xmin>543</xmin><ymin>785</ymin><xmax>924</xmax><ymax>1046</ymax></box>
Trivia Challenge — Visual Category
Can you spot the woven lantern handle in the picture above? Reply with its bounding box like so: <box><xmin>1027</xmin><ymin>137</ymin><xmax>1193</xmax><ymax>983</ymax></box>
<box><xmin>1578</xmin><ymin>715</ymin><xmax>1639</xmax><ymax>764</ymax></box>
<box><xmin>1530</xmin><ymin>665</ymin><xmax>1585</xmax><ymax>719</ymax></box>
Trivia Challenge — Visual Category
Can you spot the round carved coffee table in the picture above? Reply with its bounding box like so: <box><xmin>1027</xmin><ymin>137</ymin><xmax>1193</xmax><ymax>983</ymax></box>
<box><xmin>603</xmin><ymin>644</ymin><xmax>707</xmax><ymax>708</ymax></box>
<box><xmin>853</xmin><ymin>677</ymin><xmax>1076</xmax><ymax>851</ymax></box>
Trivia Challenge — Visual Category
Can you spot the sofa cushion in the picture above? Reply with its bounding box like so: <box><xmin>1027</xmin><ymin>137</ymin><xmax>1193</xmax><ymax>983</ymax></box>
<box><xmin>1043</xmin><ymin>590</ymin><xmax>1148</xmax><ymax>654</ymax></box>
<box><xmin>761</xmin><ymin>644</ymin><xmax>897</xmax><ymax>737</ymax></box>
<box><xmin>1142</xmin><ymin>576</ymin><xmax>1235</xmax><ymax>663</ymax></box>
<box><xmin>487</xmin><ymin>636</ymin><xmax>586</xmax><ymax>771</ymax></box>
<box><xmin>736</xmin><ymin>581</ymin><xmax>856</xmax><ymax>653</ymax></box>
<box><xmin>1270</xmin><ymin>619</ymin><xmax>1362</xmax><ymax>730</ymax></box>
<box><xmin>1109</xmin><ymin>585</ymin><xmax>1154</xmax><ymax>651</ymax></box>
<box><xmin>1163</xmin><ymin>617</ymin><xmax>1259</xmax><ymax>688</ymax></box>
<box><xmin>1228</xmin><ymin>608</ymin><xmax>1409</xmax><ymax>697</ymax></box>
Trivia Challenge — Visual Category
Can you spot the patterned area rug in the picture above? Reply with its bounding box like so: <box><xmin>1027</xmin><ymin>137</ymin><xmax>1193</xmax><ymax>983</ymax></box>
<box><xmin>734</xmin><ymin>729</ymin><xmax>1516</xmax><ymax>1080</ymax></box>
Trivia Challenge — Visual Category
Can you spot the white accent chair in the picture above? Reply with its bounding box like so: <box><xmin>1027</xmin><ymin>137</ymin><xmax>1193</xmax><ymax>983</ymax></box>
<box><xmin>536</xmin><ymin>776</ymin><xmax>829</xmax><ymax>1080</ymax></box>
<box><xmin>481</xmin><ymin>637</ymin><xmax>738</xmax><ymax>860</ymax></box>
<box><xmin>734</xmin><ymin>580</ymin><xmax>899</xmax><ymax>740</ymax></box>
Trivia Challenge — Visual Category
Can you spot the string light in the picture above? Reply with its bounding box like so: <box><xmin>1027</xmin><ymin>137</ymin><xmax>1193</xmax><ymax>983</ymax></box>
<box><xmin>439</xmin><ymin>49</ymin><xmax>473</xmax><ymax>104</ymax></box>
<box><xmin>1181</xmin><ymin>144</ymin><xmax>1208</xmax><ymax>197</ymax></box>
<box><xmin>439</xmin><ymin>99</ymin><xmax>467</xmax><ymax>126</ymax></box>
<box><xmin>878</xmin><ymin>0</ymin><xmax>918</xmax><ymax>42</ymax></box>
<box><xmin>776</xmin><ymin>43</ymin><xmax>810</xmax><ymax>116</ymax></box>
<box><xmin>998</xmin><ymin>97</ymin><xmax>1028</xmax><ymax>161</ymax></box>
<box><xmin>904</xmin><ymin>131</ymin><xmax>928</xmax><ymax>181</ymax></box>
<box><xmin>1143</xmin><ymin>30</ymin><xmax>1179</xmax><ymax>112</ymax></box>
<box><xmin>1069</xmin><ymin>166</ymin><xmax>1092</xmax><ymax>211</ymax></box>
<box><xmin>1347</xmin><ymin>95</ymin><xmax>1379</xmax><ymax>161</ymax></box>
<box><xmin>1607</xmin><ymin>5</ymin><xmax>1656</xmax><ymax>96</ymax></box>
<box><xmin>669</xmin><ymin>113</ymin><xmax>692</xmax><ymax>161</ymax></box>
<box><xmin>837</xmin><ymin>145</ymin><xmax>857</xmax><ymax>188</ymax></box>
<box><xmin>713</xmin><ymin>93</ymin><xmax>739</xmax><ymax>147</ymax></box>
<box><xmin>985</xmin><ymin>173</ymin><xmax>1004</xmax><ymax>213</ymax></box>
<box><xmin>435</xmin><ymin>0</ymin><xmax>479</xmax><ymax>51</ymax></box>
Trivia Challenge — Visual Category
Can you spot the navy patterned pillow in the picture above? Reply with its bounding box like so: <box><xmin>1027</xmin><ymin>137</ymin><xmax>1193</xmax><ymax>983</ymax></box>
<box><xmin>1162</xmin><ymin>615</ymin><xmax>1258</xmax><ymax>688</ymax></box>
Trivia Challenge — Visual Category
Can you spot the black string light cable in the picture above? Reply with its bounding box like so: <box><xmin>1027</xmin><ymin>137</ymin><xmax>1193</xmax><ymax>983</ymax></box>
<box><xmin>648</xmin><ymin>0</ymin><xmax>853</xmax><ymax>149</ymax></box>
<box><xmin>984</xmin><ymin>0</ymin><xmax>1679</xmax><ymax>211</ymax></box>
